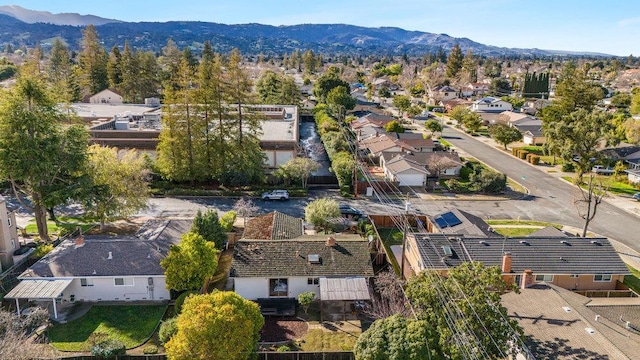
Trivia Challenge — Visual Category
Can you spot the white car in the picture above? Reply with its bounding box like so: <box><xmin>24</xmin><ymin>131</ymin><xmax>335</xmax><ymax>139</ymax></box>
<box><xmin>261</xmin><ymin>190</ymin><xmax>290</xmax><ymax>200</ymax></box>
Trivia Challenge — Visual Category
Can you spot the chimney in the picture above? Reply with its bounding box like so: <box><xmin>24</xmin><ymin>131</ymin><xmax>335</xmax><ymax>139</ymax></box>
<box><xmin>107</xmin><ymin>251</ymin><xmax>113</xmax><ymax>260</ymax></box>
<box><xmin>501</xmin><ymin>252</ymin><xmax>512</xmax><ymax>273</ymax></box>
<box><xmin>75</xmin><ymin>236</ymin><xmax>85</xmax><ymax>248</ymax></box>
<box><xmin>325</xmin><ymin>237</ymin><xmax>336</xmax><ymax>247</ymax></box>
<box><xmin>521</xmin><ymin>269</ymin><xmax>534</xmax><ymax>289</ymax></box>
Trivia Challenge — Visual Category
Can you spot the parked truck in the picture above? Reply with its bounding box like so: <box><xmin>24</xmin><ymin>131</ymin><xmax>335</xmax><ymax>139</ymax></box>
<box><xmin>591</xmin><ymin>165</ymin><xmax>614</xmax><ymax>175</ymax></box>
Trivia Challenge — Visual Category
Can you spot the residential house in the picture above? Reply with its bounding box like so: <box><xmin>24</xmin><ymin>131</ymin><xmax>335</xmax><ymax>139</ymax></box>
<box><xmin>230</xmin><ymin>235</ymin><xmax>374</xmax><ymax>301</ymax></box>
<box><xmin>242</xmin><ymin>211</ymin><xmax>304</xmax><ymax>240</ymax></box>
<box><xmin>88</xmin><ymin>89</ymin><xmax>123</xmax><ymax>104</ymax></box>
<box><xmin>522</xmin><ymin>98</ymin><xmax>551</xmax><ymax>115</ymax></box>
<box><xmin>428</xmin><ymin>85</ymin><xmax>459</xmax><ymax>105</ymax></box>
<box><xmin>427</xmin><ymin>209</ymin><xmax>496</xmax><ymax>238</ymax></box>
<box><xmin>350</xmin><ymin>112</ymin><xmax>395</xmax><ymax>141</ymax></box>
<box><xmin>0</xmin><ymin>196</ymin><xmax>18</xmax><ymax>271</ymax></box>
<box><xmin>403</xmin><ymin>233</ymin><xmax>629</xmax><ymax>291</ymax></box>
<box><xmin>380</xmin><ymin>151</ymin><xmax>462</xmax><ymax>186</ymax></box>
<box><xmin>359</xmin><ymin>134</ymin><xmax>416</xmax><ymax>159</ymax></box>
<box><xmin>495</xmin><ymin>111</ymin><xmax>532</xmax><ymax>125</ymax></box>
<box><xmin>502</xmin><ymin>284</ymin><xmax>640</xmax><ymax>359</ymax></box>
<box><xmin>441</xmin><ymin>98</ymin><xmax>472</xmax><ymax>112</ymax></box>
<box><xmin>521</xmin><ymin>126</ymin><xmax>546</xmax><ymax>146</ymax></box>
<box><xmin>626</xmin><ymin>168</ymin><xmax>640</xmax><ymax>184</ymax></box>
<box><xmin>371</xmin><ymin>78</ymin><xmax>391</xmax><ymax>90</ymax></box>
<box><xmin>6</xmin><ymin>220</ymin><xmax>191</xmax><ymax>318</ymax></box>
<box><xmin>461</xmin><ymin>83</ymin><xmax>489</xmax><ymax>97</ymax></box>
<box><xmin>471</xmin><ymin>97</ymin><xmax>513</xmax><ymax>113</ymax></box>
<box><xmin>600</xmin><ymin>144</ymin><xmax>640</xmax><ymax>170</ymax></box>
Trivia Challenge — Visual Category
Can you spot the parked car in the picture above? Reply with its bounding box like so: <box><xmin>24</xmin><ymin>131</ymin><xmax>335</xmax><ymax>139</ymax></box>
<box><xmin>591</xmin><ymin>165</ymin><xmax>614</xmax><ymax>175</ymax></box>
<box><xmin>339</xmin><ymin>204</ymin><xmax>367</xmax><ymax>220</ymax></box>
<box><xmin>261</xmin><ymin>190</ymin><xmax>289</xmax><ymax>200</ymax></box>
<box><xmin>632</xmin><ymin>193</ymin><xmax>640</xmax><ymax>201</ymax></box>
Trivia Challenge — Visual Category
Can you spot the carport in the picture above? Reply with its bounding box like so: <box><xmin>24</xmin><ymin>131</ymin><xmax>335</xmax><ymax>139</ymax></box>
<box><xmin>5</xmin><ymin>279</ymin><xmax>72</xmax><ymax>319</ymax></box>
<box><xmin>319</xmin><ymin>277</ymin><xmax>370</xmax><ymax>322</ymax></box>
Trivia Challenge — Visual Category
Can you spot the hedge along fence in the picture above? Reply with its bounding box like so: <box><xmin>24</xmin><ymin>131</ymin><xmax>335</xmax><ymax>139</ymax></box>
<box><xmin>313</xmin><ymin>105</ymin><xmax>354</xmax><ymax>195</ymax></box>
<box><xmin>58</xmin><ymin>352</ymin><xmax>355</xmax><ymax>360</ymax></box>
<box><xmin>512</xmin><ymin>147</ymin><xmax>540</xmax><ymax>165</ymax></box>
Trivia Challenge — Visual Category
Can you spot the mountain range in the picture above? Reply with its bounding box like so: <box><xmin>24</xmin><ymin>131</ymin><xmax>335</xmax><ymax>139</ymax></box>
<box><xmin>0</xmin><ymin>5</ymin><xmax>613</xmax><ymax>57</ymax></box>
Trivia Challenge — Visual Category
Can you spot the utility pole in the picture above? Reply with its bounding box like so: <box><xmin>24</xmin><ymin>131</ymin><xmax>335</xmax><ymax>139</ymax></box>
<box><xmin>400</xmin><ymin>193</ymin><xmax>410</xmax><ymax>279</ymax></box>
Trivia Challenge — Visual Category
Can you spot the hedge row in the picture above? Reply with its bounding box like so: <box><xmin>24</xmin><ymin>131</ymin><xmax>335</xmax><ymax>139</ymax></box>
<box><xmin>512</xmin><ymin>148</ymin><xmax>540</xmax><ymax>165</ymax></box>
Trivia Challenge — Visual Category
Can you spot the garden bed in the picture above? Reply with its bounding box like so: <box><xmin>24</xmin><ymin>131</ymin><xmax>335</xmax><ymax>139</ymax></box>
<box><xmin>260</xmin><ymin>317</ymin><xmax>309</xmax><ymax>342</ymax></box>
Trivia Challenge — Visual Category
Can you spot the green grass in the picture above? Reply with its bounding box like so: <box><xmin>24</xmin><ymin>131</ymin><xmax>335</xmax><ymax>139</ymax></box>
<box><xmin>492</xmin><ymin>227</ymin><xmax>541</xmax><ymax>237</ymax></box>
<box><xmin>298</xmin><ymin>329</ymin><xmax>359</xmax><ymax>351</ymax></box>
<box><xmin>518</xmin><ymin>145</ymin><xmax>544</xmax><ymax>154</ymax></box>
<box><xmin>376</xmin><ymin>227</ymin><xmax>404</xmax><ymax>274</ymax></box>
<box><xmin>437</xmin><ymin>137</ymin><xmax>452</xmax><ymax>148</ymax></box>
<box><xmin>25</xmin><ymin>216</ymin><xmax>95</xmax><ymax>236</ymax></box>
<box><xmin>563</xmin><ymin>175</ymin><xmax>640</xmax><ymax>196</ymax></box>
<box><xmin>48</xmin><ymin>305</ymin><xmax>167</xmax><ymax>351</ymax></box>
<box><xmin>486</xmin><ymin>219</ymin><xmax>562</xmax><ymax>228</ymax></box>
<box><xmin>624</xmin><ymin>265</ymin><xmax>640</xmax><ymax>295</ymax></box>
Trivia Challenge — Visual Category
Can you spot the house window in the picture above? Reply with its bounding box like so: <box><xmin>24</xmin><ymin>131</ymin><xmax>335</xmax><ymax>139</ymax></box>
<box><xmin>514</xmin><ymin>275</ymin><xmax>522</xmax><ymax>286</ymax></box>
<box><xmin>594</xmin><ymin>274</ymin><xmax>612</xmax><ymax>282</ymax></box>
<box><xmin>307</xmin><ymin>277</ymin><xmax>319</xmax><ymax>285</ymax></box>
<box><xmin>7</xmin><ymin>217</ymin><xmax>11</xmax><ymax>227</ymax></box>
<box><xmin>269</xmin><ymin>278</ymin><xmax>288</xmax><ymax>297</ymax></box>
<box><xmin>569</xmin><ymin>274</ymin><xmax>579</xmax><ymax>278</ymax></box>
<box><xmin>535</xmin><ymin>274</ymin><xmax>553</xmax><ymax>282</ymax></box>
<box><xmin>114</xmin><ymin>278</ymin><xmax>134</xmax><ymax>286</ymax></box>
<box><xmin>80</xmin><ymin>278</ymin><xmax>94</xmax><ymax>287</ymax></box>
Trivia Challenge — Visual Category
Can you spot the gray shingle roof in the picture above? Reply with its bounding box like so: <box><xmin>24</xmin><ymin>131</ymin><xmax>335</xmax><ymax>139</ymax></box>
<box><xmin>429</xmin><ymin>209</ymin><xmax>495</xmax><ymax>237</ymax></box>
<box><xmin>463</xmin><ymin>236</ymin><xmax>629</xmax><ymax>275</ymax></box>
<box><xmin>21</xmin><ymin>220</ymin><xmax>192</xmax><ymax>278</ymax></box>
<box><xmin>502</xmin><ymin>284</ymin><xmax>640</xmax><ymax>359</ymax></box>
<box><xmin>411</xmin><ymin>233</ymin><xmax>469</xmax><ymax>270</ymax></box>
<box><xmin>231</xmin><ymin>238</ymin><xmax>374</xmax><ymax>278</ymax></box>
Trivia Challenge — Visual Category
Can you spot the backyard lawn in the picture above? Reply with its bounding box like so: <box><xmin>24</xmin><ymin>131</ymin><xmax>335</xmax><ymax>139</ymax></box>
<box><xmin>48</xmin><ymin>305</ymin><xmax>167</xmax><ymax>351</ymax></box>
<box><xmin>298</xmin><ymin>328</ymin><xmax>360</xmax><ymax>352</ymax></box>
<box><xmin>25</xmin><ymin>216</ymin><xmax>95</xmax><ymax>237</ymax></box>
<box><xmin>624</xmin><ymin>265</ymin><xmax>640</xmax><ymax>295</ymax></box>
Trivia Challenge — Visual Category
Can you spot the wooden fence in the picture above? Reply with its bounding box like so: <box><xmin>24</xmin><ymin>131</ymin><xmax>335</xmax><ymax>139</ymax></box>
<box><xmin>368</xmin><ymin>214</ymin><xmax>427</xmax><ymax>228</ymax></box>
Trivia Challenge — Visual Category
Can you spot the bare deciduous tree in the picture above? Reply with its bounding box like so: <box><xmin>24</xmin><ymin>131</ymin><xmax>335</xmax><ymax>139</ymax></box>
<box><xmin>365</xmin><ymin>269</ymin><xmax>413</xmax><ymax>319</ymax></box>
<box><xmin>0</xmin><ymin>308</ymin><xmax>55</xmax><ymax>360</ymax></box>
<box><xmin>233</xmin><ymin>198</ymin><xmax>259</xmax><ymax>227</ymax></box>
<box><xmin>574</xmin><ymin>175</ymin><xmax>608</xmax><ymax>237</ymax></box>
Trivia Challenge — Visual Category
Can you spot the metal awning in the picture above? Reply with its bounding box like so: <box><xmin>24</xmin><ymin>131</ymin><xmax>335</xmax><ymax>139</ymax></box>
<box><xmin>319</xmin><ymin>277</ymin><xmax>371</xmax><ymax>301</ymax></box>
<box><xmin>6</xmin><ymin>279</ymin><xmax>72</xmax><ymax>299</ymax></box>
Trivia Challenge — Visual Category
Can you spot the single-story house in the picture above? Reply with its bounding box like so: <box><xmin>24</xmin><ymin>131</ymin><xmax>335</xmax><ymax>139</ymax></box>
<box><xmin>7</xmin><ymin>220</ymin><xmax>192</xmax><ymax>318</ymax></box>
<box><xmin>231</xmin><ymin>235</ymin><xmax>374</xmax><ymax>301</ymax></box>
<box><xmin>88</xmin><ymin>89</ymin><xmax>123</xmax><ymax>104</ymax></box>
<box><xmin>461</xmin><ymin>83</ymin><xmax>489</xmax><ymax>98</ymax></box>
<box><xmin>600</xmin><ymin>144</ymin><xmax>640</xmax><ymax>170</ymax></box>
<box><xmin>428</xmin><ymin>85</ymin><xmax>459</xmax><ymax>105</ymax></box>
<box><xmin>519</xmin><ymin>125</ymin><xmax>546</xmax><ymax>146</ymax></box>
<box><xmin>502</xmin><ymin>284</ymin><xmax>640</xmax><ymax>359</ymax></box>
<box><xmin>495</xmin><ymin>111</ymin><xmax>532</xmax><ymax>125</ymax></box>
<box><xmin>359</xmin><ymin>135</ymin><xmax>418</xmax><ymax>159</ymax></box>
<box><xmin>471</xmin><ymin>97</ymin><xmax>513</xmax><ymax>113</ymax></box>
<box><xmin>441</xmin><ymin>98</ymin><xmax>472</xmax><ymax>112</ymax></box>
<box><xmin>383</xmin><ymin>156</ymin><xmax>430</xmax><ymax>186</ymax></box>
<box><xmin>243</xmin><ymin>211</ymin><xmax>304</xmax><ymax>240</ymax></box>
<box><xmin>404</xmin><ymin>233</ymin><xmax>630</xmax><ymax>291</ymax></box>
<box><xmin>380</xmin><ymin>151</ymin><xmax>462</xmax><ymax>184</ymax></box>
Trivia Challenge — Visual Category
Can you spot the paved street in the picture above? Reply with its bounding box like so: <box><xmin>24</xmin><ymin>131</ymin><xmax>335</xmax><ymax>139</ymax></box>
<box><xmin>437</xmin><ymin>124</ymin><xmax>640</xmax><ymax>251</ymax></box>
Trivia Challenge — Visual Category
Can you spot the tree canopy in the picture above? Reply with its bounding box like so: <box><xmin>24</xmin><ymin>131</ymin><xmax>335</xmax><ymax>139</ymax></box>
<box><xmin>191</xmin><ymin>209</ymin><xmax>227</xmax><ymax>249</ymax></box>
<box><xmin>161</xmin><ymin>232</ymin><xmax>219</xmax><ymax>292</ymax></box>
<box><xmin>305</xmin><ymin>198</ymin><xmax>341</xmax><ymax>233</ymax></box>
<box><xmin>313</xmin><ymin>66</ymin><xmax>349</xmax><ymax>103</ymax></box>
<box><xmin>489</xmin><ymin>123</ymin><xmax>523</xmax><ymax>150</ymax></box>
<box><xmin>354</xmin><ymin>314</ymin><xmax>439</xmax><ymax>360</ymax></box>
<box><xmin>385</xmin><ymin>120</ymin><xmax>405</xmax><ymax>133</ymax></box>
<box><xmin>424</xmin><ymin>119</ymin><xmax>443</xmax><ymax>136</ymax></box>
<box><xmin>405</xmin><ymin>262</ymin><xmax>522</xmax><ymax>359</ymax></box>
<box><xmin>165</xmin><ymin>291</ymin><xmax>264</xmax><ymax>360</ymax></box>
<box><xmin>277</xmin><ymin>157</ymin><xmax>320</xmax><ymax>188</ymax></box>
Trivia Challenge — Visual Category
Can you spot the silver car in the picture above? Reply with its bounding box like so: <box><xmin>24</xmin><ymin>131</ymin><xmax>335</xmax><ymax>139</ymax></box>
<box><xmin>261</xmin><ymin>190</ymin><xmax>290</xmax><ymax>200</ymax></box>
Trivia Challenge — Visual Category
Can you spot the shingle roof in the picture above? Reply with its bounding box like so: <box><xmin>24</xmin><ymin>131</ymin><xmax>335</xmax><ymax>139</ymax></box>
<box><xmin>502</xmin><ymin>284</ymin><xmax>639</xmax><ymax>359</ymax></box>
<box><xmin>411</xmin><ymin>233</ymin><xmax>469</xmax><ymax>270</ymax></box>
<box><xmin>463</xmin><ymin>236</ymin><xmax>629</xmax><ymax>275</ymax></box>
<box><xmin>231</xmin><ymin>237</ymin><xmax>374</xmax><ymax>278</ymax></box>
<box><xmin>385</xmin><ymin>158</ymin><xmax>429</xmax><ymax>175</ymax></box>
<box><xmin>242</xmin><ymin>211</ymin><xmax>304</xmax><ymax>240</ymax></box>
<box><xmin>21</xmin><ymin>220</ymin><xmax>191</xmax><ymax>278</ymax></box>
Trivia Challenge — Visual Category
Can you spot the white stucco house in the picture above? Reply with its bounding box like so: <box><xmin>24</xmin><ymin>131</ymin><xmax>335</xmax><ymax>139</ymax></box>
<box><xmin>7</xmin><ymin>220</ymin><xmax>191</xmax><ymax>318</ymax></box>
<box><xmin>380</xmin><ymin>151</ymin><xmax>462</xmax><ymax>186</ymax></box>
<box><xmin>231</xmin><ymin>235</ymin><xmax>374</xmax><ymax>302</ymax></box>
<box><xmin>471</xmin><ymin>97</ymin><xmax>513</xmax><ymax>113</ymax></box>
<box><xmin>626</xmin><ymin>169</ymin><xmax>640</xmax><ymax>184</ymax></box>
<box><xmin>88</xmin><ymin>89</ymin><xmax>124</xmax><ymax>104</ymax></box>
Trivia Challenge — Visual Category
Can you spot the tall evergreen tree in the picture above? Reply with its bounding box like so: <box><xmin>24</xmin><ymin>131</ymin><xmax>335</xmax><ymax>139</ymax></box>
<box><xmin>446</xmin><ymin>44</ymin><xmax>463</xmax><ymax>78</ymax></box>
<box><xmin>119</xmin><ymin>42</ymin><xmax>140</xmax><ymax>103</ymax></box>
<box><xmin>106</xmin><ymin>46</ymin><xmax>122</xmax><ymax>90</ymax></box>
<box><xmin>77</xmin><ymin>25</ymin><xmax>108</xmax><ymax>96</ymax></box>
<box><xmin>46</xmin><ymin>38</ymin><xmax>78</xmax><ymax>104</ymax></box>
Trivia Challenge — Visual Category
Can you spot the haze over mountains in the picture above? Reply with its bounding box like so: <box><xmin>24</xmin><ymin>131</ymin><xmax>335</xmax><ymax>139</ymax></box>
<box><xmin>0</xmin><ymin>5</ymin><xmax>612</xmax><ymax>57</ymax></box>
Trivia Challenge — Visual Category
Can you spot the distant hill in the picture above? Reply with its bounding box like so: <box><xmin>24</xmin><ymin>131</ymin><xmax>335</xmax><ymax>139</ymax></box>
<box><xmin>0</xmin><ymin>6</ymin><xmax>612</xmax><ymax>57</ymax></box>
<box><xmin>0</xmin><ymin>5</ymin><xmax>119</xmax><ymax>26</ymax></box>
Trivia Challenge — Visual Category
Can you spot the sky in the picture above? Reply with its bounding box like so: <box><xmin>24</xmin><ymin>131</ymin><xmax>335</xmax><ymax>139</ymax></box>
<box><xmin>3</xmin><ymin>0</ymin><xmax>640</xmax><ymax>56</ymax></box>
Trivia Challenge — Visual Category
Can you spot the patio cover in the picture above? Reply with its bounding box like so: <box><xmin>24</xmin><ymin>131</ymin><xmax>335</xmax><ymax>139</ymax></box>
<box><xmin>319</xmin><ymin>277</ymin><xmax>371</xmax><ymax>301</ymax></box>
<box><xmin>5</xmin><ymin>279</ymin><xmax>72</xmax><ymax>319</ymax></box>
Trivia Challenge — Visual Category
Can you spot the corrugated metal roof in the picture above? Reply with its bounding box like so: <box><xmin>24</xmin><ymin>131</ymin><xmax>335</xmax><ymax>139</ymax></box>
<box><xmin>6</xmin><ymin>279</ymin><xmax>72</xmax><ymax>299</ymax></box>
<box><xmin>319</xmin><ymin>277</ymin><xmax>370</xmax><ymax>301</ymax></box>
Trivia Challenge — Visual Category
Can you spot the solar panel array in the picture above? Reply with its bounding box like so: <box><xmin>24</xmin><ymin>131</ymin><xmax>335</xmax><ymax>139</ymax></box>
<box><xmin>434</xmin><ymin>211</ymin><xmax>463</xmax><ymax>228</ymax></box>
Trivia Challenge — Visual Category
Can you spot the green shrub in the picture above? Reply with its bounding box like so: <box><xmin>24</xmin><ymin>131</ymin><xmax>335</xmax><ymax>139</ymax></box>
<box><xmin>158</xmin><ymin>317</ymin><xmax>179</xmax><ymax>345</ymax></box>
<box><xmin>561</xmin><ymin>162</ymin><xmax>575</xmax><ymax>172</ymax></box>
<box><xmin>511</xmin><ymin>147</ymin><xmax>520</xmax><ymax>156</ymax></box>
<box><xmin>175</xmin><ymin>291</ymin><xmax>198</xmax><ymax>314</ymax></box>
<box><xmin>30</xmin><ymin>243</ymin><xmax>53</xmax><ymax>260</ymax></box>
<box><xmin>220</xmin><ymin>211</ymin><xmax>237</xmax><ymax>232</ymax></box>
<box><xmin>143</xmin><ymin>344</ymin><xmax>159</xmax><ymax>354</ymax></box>
<box><xmin>277</xmin><ymin>345</ymin><xmax>292</xmax><ymax>352</ymax></box>
<box><xmin>459</xmin><ymin>166</ymin><xmax>474</xmax><ymax>182</ymax></box>
<box><xmin>529</xmin><ymin>155</ymin><xmax>540</xmax><ymax>165</ymax></box>
<box><xmin>518</xmin><ymin>150</ymin><xmax>529</xmax><ymax>160</ymax></box>
<box><xmin>91</xmin><ymin>339</ymin><xmax>126</xmax><ymax>359</ymax></box>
